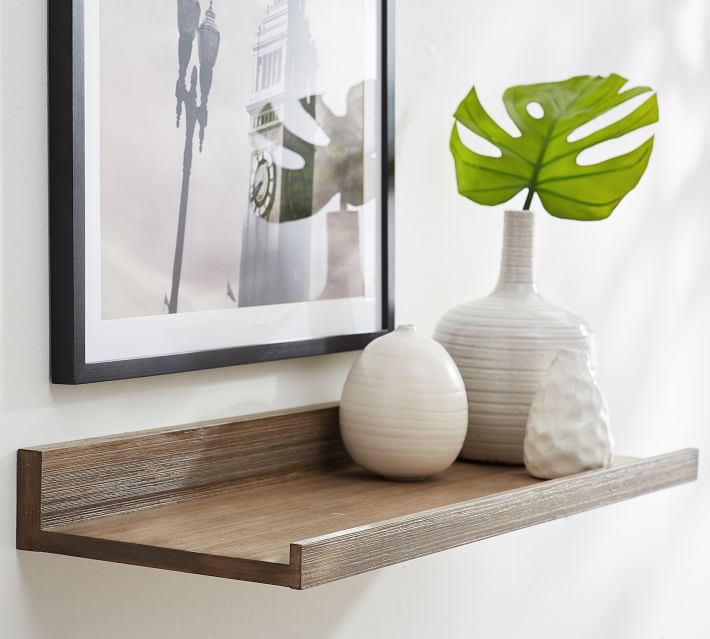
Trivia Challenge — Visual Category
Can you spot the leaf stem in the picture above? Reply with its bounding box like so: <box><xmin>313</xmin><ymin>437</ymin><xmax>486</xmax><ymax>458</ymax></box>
<box><xmin>523</xmin><ymin>188</ymin><xmax>535</xmax><ymax>211</ymax></box>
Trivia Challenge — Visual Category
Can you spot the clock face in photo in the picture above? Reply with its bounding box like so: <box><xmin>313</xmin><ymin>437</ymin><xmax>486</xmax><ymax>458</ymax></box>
<box><xmin>249</xmin><ymin>151</ymin><xmax>276</xmax><ymax>219</ymax></box>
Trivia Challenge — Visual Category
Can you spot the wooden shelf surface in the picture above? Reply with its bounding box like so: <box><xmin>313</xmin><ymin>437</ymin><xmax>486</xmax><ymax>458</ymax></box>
<box><xmin>17</xmin><ymin>405</ymin><xmax>698</xmax><ymax>589</ymax></box>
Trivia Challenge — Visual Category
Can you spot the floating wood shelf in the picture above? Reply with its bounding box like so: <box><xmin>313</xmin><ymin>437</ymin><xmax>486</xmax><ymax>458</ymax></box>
<box><xmin>17</xmin><ymin>405</ymin><xmax>698</xmax><ymax>589</ymax></box>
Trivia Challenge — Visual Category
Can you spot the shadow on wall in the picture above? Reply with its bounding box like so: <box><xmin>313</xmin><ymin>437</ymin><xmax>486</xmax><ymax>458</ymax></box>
<box><xmin>586</xmin><ymin>0</ymin><xmax>710</xmax><ymax>447</ymax></box>
<box><xmin>17</xmin><ymin>552</ymin><xmax>376</xmax><ymax>638</ymax></box>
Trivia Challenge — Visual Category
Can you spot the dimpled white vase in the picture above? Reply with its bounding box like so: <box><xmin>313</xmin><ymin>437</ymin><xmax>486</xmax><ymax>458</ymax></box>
<box><xmin>434</xmin><ymin>210</ymin><xmax>596</xmax><ymax>465</ymax></box>
<box><xmin>340</xmin><ymin>325</ymin><xmax>468</xmax><ymax>480</ymax></box>
<box><xmin>524</xmin><ymin>349</ymin><xmax>614</xmax><ymax>479</ymax></box>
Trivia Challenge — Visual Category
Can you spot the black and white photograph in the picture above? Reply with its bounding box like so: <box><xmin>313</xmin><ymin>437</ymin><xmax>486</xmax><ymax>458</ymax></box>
<box><xmin>50</xmin><ymin>0</ymin><xmax>394</xmax><ymax>382</ymax></box>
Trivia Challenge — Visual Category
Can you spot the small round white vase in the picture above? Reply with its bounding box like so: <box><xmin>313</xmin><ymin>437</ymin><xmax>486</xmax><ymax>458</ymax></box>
<box><xmin>340</xmin><ymin>325</ymin><xmax>468</xmax><ymax>480</ymax></box>
<box><xmin>524</xmin><ymin>349</ymin><xmax>614</xmax><ymax>479</ymax></box>
<box><xmin>434</xmin><ymin>210</ymin><xmax>596</xmax><ymax>465</ymax></box>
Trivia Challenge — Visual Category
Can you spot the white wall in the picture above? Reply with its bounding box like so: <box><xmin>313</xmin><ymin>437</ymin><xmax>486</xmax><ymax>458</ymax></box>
<box><xmin>2</xmin><ymin>1</ymin><xmax>708</xmax><ymax>637</ymax></box>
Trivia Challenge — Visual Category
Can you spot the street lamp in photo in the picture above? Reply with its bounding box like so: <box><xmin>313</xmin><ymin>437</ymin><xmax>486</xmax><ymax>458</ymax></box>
<box><xmin>168</xmin><ymin>0</ymin><xmax>221</xmax><ymax>315</ymax></box>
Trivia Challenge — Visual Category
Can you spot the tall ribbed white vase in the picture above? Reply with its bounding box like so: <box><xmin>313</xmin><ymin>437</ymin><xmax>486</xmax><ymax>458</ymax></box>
<box><xmin>434</xmin><ymin>210</ymin><xmax>595</xmax><ymax>464</ymax></box>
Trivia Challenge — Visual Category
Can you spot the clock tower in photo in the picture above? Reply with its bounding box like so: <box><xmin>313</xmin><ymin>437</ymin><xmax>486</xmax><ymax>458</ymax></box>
<box><xmin>238</xmin><ymin>0</ymin><xmax>318</xmax><ymax>307</ymax></box>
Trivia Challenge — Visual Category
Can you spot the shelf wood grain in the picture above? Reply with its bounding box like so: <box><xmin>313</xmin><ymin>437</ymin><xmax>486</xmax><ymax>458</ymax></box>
<box><xmin>17</xmin><ymin>405</ymin><xmax>699</xmax><ymax>589</ymax></box>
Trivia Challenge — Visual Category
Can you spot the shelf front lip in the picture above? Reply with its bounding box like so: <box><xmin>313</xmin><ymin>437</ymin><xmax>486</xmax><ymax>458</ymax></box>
<box><xmin>292</xmin><ymin>449</ymin><xmax>699</xmax><ymax>589</ymax></box>
<box><xmin>28</xmin><ymin>531</ymin><xmax>299</xmax><ymax>588</ymax></box>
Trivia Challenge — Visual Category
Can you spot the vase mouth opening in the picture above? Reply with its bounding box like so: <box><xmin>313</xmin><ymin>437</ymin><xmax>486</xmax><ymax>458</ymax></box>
<box><xmin>396</xmin><ymin>324</ymin><xmax>417</xmax><ymax>333</ymax></box>
<box><xmin>505</xmin><ymin>209</ymin><xmax>535</xmax><ymax>215</ymax></box>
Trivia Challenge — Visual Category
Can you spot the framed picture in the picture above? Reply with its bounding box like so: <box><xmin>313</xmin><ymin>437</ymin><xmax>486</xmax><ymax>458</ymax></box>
<box><xmin>49</xmin><ymin>0</ymin><xmax>395</xmax><ymax>384</ymax></box>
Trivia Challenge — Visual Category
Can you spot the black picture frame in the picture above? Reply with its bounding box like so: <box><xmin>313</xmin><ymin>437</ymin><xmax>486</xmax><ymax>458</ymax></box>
<box><xmin>49</xmin><ymin>0</ymin><xmax>395</xmax><ymax>384</ymax></box>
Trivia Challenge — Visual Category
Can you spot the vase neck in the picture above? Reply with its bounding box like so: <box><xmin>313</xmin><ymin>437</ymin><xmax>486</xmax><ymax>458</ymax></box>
<box><xmin>495</xmin><ymin>210</ymin><xmax>537</xmax><ymax>293</ymax></box>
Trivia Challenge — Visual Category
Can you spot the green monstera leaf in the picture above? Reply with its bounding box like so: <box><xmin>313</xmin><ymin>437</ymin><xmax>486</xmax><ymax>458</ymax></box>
<box><xmin>450</xmin><ymin>74</ymin><xmax>659</xmax><ymax>221</ymax></box>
